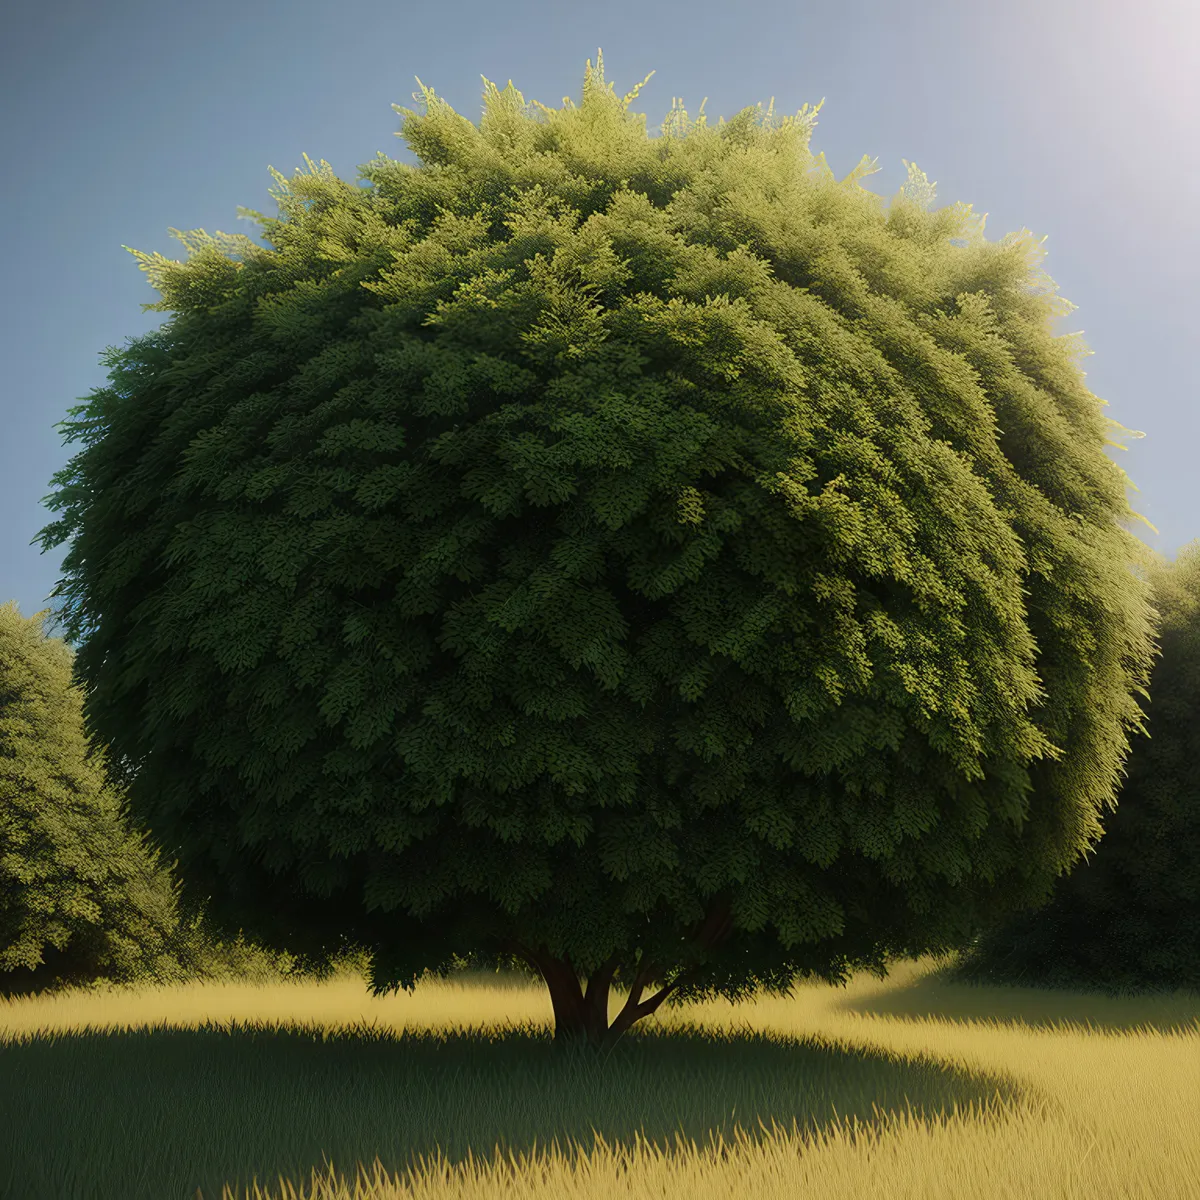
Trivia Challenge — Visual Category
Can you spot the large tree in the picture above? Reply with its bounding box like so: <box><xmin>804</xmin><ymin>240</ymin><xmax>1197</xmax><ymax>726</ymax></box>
<box><xmin>31</xmin><ymin>52</ymin><xmax>1161</xmax><ymax>1055</ymax></box>
<box><xmin>947</xmin><ymin>543</ymin><xmax>1200</xmax><ymax>997</ymax></box>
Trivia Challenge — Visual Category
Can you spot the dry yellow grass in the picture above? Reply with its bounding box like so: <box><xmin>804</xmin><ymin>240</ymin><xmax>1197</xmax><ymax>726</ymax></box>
<box><xmin>1</xmin><ymin>954</ymin><xmax>1196</xmax><ymax>1199</ymax></box>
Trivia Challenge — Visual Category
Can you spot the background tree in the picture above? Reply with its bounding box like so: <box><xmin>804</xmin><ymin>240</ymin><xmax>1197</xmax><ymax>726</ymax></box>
<box><xmin>944</xmin><ymin>543</ymin><xmax>1200</xmax><ymax>997</ymax></box>
<box><xmin>31</xmin><ymin>51</ymin><xmax>1161</xmax><ymax>1055</ymax></box>
<box><xmin>0</xmin><ymin>601</ymin><xmax>316</xmax><ymax>999</ymax></box>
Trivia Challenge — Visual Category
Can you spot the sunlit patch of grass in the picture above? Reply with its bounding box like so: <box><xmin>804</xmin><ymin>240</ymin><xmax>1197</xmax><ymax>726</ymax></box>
<box><xmin>1</xmin><ymin>952</ymin><xmax>1196</xmax><ymax>1199</ymax></box>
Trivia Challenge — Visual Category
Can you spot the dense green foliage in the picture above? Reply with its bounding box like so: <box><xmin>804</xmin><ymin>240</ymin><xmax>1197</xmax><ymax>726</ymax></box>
<box><xmin>0</xmin><ymin>599</ymin><xmax>186</xmax><ymax>995</ymax></box>
<box><xmin>948</xmin><ymin>544</ymin><xmax>1200</xmax><ymax>997</ymax></box>
<box><xmin>29</xmin><ymin>52</ymin><xmax>1161</xmax><ymax>1045</ymax></box>
<box><xmin>0</xmin><ymin>601</ymin><xmax>330</xmax><ymax>998</ymax></box>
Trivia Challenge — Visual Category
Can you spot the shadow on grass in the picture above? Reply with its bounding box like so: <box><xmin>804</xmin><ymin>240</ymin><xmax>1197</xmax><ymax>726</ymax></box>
<box><xmin>829</xmin><ymin>958</ymin><xmax>1200</xmax><ymax>1036</ymax></box>
<box><xmin>0</xmin><ymin>1002</ymin><xmax>1032</xmax><ymax>1200</ymax></box>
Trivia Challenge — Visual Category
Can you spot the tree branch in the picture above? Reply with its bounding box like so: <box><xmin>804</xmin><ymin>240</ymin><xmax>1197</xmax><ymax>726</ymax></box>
<box><xmin>483</xmin><ymin>893</ymin><xmax>737</xmax><ymax>1056</ymax></box>
<box><xmin>602</xmin><ymin>889</ymin><xmax>735</xmax><ymax>1049</ymax></box>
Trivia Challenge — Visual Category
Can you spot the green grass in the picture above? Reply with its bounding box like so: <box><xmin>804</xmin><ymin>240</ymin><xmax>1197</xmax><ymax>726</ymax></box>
<box><xmin>1</xmin><ymin>951</ymin><xmax>1197</xmax><ymax>1199</ymax></box>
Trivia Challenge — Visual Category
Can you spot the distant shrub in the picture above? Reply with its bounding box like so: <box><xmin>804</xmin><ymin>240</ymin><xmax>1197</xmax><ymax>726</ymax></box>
<box><xmin>947</xmin><ymin>543</ymin><xmax>1200</xmax><ymax>998</ymax></box>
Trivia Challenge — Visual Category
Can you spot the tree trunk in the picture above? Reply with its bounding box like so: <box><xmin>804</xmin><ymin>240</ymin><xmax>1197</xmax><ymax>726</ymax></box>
<box><xmin>493</xmin><ymin>891</ymin><xmax>735</xmax><ymax>1058</ymax></box>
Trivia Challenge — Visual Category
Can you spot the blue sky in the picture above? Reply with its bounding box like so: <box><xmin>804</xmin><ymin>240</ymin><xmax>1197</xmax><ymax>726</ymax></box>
<box><xmin>3</xmin><ymin>0</ymin><xmax>1197</xmax><ymax>645</ymax></box>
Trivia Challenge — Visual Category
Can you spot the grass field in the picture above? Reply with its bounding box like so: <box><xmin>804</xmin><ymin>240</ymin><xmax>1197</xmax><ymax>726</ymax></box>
<box><xmin>1</xmin><ymin>950</ymin><xmax>1196</xmax><ymax>1199</ymax></box>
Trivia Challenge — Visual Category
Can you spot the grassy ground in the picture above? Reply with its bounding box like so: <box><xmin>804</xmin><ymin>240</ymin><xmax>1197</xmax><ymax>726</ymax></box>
<box><xmin>1</xmin><ymin>950</ymin><xmax>1197</xmax><ymax>1199</ymax></box>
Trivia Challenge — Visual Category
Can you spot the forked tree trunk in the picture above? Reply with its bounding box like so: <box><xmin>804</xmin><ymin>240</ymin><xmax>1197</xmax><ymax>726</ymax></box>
<box><xmin>493</xmin><ymin>891</ymin><xmax>735</xmax><ymax>1058</ymax></box>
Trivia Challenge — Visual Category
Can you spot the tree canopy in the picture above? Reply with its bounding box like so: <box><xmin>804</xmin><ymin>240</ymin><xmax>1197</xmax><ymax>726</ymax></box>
<box><xmin>30</xmin><ymin>51</ymin><xmax>1161</xmax><ymax>1052</ymax></box>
